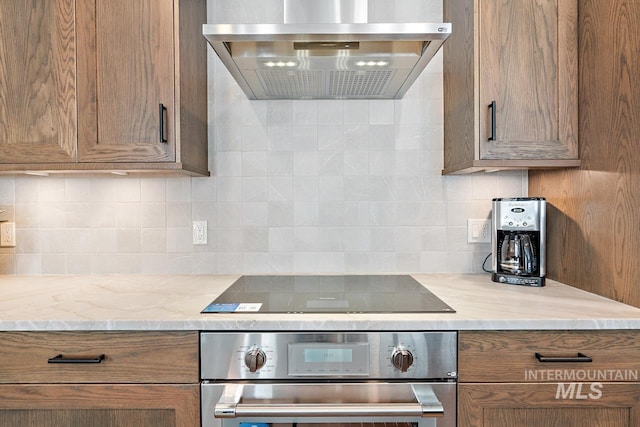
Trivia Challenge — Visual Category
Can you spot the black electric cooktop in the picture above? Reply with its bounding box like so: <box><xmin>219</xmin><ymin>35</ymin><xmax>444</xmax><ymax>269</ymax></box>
<box><xmin>202</xmin><ymin>275</ymin><xmax>455</xmax><ymax>314</ymax></box>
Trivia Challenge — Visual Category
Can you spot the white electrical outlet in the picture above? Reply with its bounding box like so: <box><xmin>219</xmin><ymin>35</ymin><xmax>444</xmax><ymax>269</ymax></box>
<box><xmin>192</xmin><ymin>221</ymin><xmax>207</xmax><ymax>245</ymax></box>
<box><xmin>0</xmin><ymin>222</ymin><xmax>16</xmax><ymax>247</ymax></box>
<box><xmin>467</xmin><ymin>219</ymin><xmax>491</xmax><ymax>243</ymax></box>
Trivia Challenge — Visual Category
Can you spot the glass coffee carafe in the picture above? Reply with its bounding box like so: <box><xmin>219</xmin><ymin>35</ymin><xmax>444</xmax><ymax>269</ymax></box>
<box><xmin>499</xmin><ymin>233</ymin><xmax>537</xmax><ymax>275</ymax></box>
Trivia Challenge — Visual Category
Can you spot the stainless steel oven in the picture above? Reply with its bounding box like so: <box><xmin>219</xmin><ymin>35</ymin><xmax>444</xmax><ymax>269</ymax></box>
<box><xmin>200</xmin><ymin>331</ymin><xmax>457</xmax><ymax>427</ymax></box>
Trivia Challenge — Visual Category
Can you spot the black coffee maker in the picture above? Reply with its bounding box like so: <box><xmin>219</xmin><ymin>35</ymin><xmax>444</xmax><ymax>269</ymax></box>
<box><xmin>491</xmin><ymin>197</ymin><xmax>546</xmax><ymax>287</ymax></box>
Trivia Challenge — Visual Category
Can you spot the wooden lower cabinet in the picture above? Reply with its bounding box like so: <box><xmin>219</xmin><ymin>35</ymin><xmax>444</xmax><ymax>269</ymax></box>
<box><xmin>458</xmin><ymin>331</ymin><xmax>640</xmax><ymax>427</ymax></box>
<box><xmin>0</xmin><ymin>331</ymin><xmax>200</xmax><ymax>427</ymax></box>
<box><xmin>0</xmin><ymin>384</ymin><xmax>199</xmax><ymax>427</ymax></box>
<box><xmin>459</xmin><ymin>382</ymin><xmax>640</xmax><ymax>427</ymax></box>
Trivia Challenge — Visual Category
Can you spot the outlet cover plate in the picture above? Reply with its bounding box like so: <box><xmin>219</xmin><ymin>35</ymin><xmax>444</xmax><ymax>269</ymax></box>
<box><xmin>0</xmin><ymin>222</ymin><xmax>16</xmax><ymax>247</ymax></box>
<box><xmin>467</xmin><ymin>219</ymin><xmax>491</xmax><ymax>243</ymax></box>
<box><xmin>192</xmin><ymin>221</ymin><xmax>207</xmax><ymax>245</ymax></box>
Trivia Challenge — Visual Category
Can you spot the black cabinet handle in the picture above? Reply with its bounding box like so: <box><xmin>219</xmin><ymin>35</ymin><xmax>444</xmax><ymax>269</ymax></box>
<box><xmin>488</xmin><ymin>100</ymin><xmax>496</xmax><ymax>141</ymax></box>
<box><xmin>48</xmin><ymin>354</ymin><xmax>106</xmax><ymax>364</ymax></box>
<box><xmin>159</xmin><ymin>103</ymin><xmax>168</xmax><ymax>143</ymax></box>
<box><xmin>535</xmin><ymin>352</ymin><xmax>592</xmax><ymax>363</ymax></box>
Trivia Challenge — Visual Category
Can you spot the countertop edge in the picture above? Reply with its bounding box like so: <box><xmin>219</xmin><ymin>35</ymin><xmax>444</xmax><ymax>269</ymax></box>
<box><xmin>3</xmin><ymin>319</ymin><xmax>640</xmax><ymax>332</ymax></box>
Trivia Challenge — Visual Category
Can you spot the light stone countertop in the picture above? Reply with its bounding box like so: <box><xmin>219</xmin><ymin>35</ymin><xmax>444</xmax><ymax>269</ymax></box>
<box><xmin>1</xmin><ymin>273</ymin><xmax>639</xmax><ymax>331</ymax></box>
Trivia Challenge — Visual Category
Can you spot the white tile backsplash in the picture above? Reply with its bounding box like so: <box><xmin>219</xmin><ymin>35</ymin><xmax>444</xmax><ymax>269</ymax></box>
<box><xmin>0</xmin><ymin>1</ymin><xmax>528</xmax><ymax>275</ymax></box>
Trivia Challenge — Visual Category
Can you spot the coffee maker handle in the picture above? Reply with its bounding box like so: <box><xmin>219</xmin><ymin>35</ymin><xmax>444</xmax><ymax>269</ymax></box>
<box><xmin>522</xmin><ymin>235</ymin><xmax>535</xmax><ymax>274</ymax></box>
<box><xmin>500</xmin><ymin>234</ymin><xmax>510</xmax><ymax>262</ymax></box>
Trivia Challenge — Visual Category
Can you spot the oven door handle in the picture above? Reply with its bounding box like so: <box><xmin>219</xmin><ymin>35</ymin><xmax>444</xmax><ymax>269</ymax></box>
<box><xmin>218</xmin><ymin>403</ymin><xmax>442</xmax><ymax>418</ymax></box>
<box><xmin>214</xmin><ymin>383</ymin><xmax>444</xmax><ymax>419</ymax></box>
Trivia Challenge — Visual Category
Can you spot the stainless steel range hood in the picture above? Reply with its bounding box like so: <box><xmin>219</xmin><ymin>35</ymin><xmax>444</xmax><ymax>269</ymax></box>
<box><xmin>203</xmin><ymin>1</ymin><xmax>451</xmax><ymax>100</ymax></box>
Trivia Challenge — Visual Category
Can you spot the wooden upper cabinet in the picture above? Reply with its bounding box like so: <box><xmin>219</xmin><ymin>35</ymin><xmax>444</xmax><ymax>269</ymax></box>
<box><xmin>0</xmin><ymin>0</ymin><xmax>77</xmax><ymax>164</ymax></box>
<box><xmin>443</xmin><ymin>0</ymin><xmax>580</xmax><ymax>174</ymax></box>
<box><xmin>0</xmin><ymin>0</ymin><xmax>208</xmax><ymax>175</ymax></box>
<box><xmin>76</xmin><ymin>0</ymin><xmax>209</xmax><ymax>175</ymax></box>
<box><xmin>77</xmin><ymin>0</ymin><xmax>175</xmax><ymax>163</ymax></box>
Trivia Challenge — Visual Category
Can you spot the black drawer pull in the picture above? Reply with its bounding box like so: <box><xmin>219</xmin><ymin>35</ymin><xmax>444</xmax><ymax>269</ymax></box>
<box><xmin>488</xmin><ymin>100</ymin><xmax>497</xmax><ymax>141</ymax></box>
<box><xmin>159</xmin><ymin>103</ymin><xmax>168</xmax><ymax>143</ymax></box>
<box><xmin>535</xmin><ymin>352</ymin><xmax>592</xmax><ymax>363</ymax></box>
<box><xmin>48</xmin><ymin>354</ymin><xmax>106</xmax><ymax>364</ymax></box>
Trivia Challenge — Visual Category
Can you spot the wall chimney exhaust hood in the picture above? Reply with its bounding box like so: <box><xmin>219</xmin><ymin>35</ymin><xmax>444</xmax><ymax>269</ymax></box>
<box><xmin>203</xmin><ymin>1</ymin><xmax>451</xmax><ymax>100</ymax></box>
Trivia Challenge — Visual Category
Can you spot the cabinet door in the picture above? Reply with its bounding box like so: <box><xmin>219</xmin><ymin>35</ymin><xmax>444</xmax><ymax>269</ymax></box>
<box><xmin>479</xmin><ymin>0</ymin><xmax>578</xmax><ymax>159</ymax></box>
<box><xmin>0</xmin><ymin>0</ymin><xmax>77</xmax><ymax>164</ymax></box>
<box><xmin>77</xmin><ymin>0</ymin><xmax>175</xmax><ymax>163</ymax></box>
<box><xmin>459</xmin><ymin>383</ymin><xmax>640</xmax><ymax>427</ymax></box>
<box><xmin>0</xmin><ymin>384</ymin><xmax>199</xmax><ymax>427</ymax></box>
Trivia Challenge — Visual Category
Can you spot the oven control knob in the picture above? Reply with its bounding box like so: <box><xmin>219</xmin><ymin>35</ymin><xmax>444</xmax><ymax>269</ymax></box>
<box><xmin>391</xmin><ymin>347</ymin><xmax>414</xmax><ymax>372</ymax></box>
<box><xmin>244</xmin><ymin>347</ymin><xmax>267</xmax><ymax>373</ymax></box>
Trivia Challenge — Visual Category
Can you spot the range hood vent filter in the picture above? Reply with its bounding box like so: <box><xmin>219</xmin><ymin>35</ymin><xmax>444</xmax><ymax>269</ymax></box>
<box><xmin>257</xmin><ymin>70</ymin><xmax>323</xmax><ymax>99</ymax></box>
<box><xmin>256</xmin><ymin>68</ymin><xmax>396</xmax><ymax>99</ymax></box>
<box><xmin>328</xmin><ymin>69</ymin><xmax>395</xmax><ymax>98</ymax></box>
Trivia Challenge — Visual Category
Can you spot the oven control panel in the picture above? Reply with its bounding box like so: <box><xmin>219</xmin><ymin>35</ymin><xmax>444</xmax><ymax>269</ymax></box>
<box><xmin>200</xmin><ymin>331</ymin><xmax>457</xmax><ymax>380</ymax></box>
<box><xmin>288</xmin><ymin>342</ymin><xmax>370</xmax><ymax>376</ymax></box>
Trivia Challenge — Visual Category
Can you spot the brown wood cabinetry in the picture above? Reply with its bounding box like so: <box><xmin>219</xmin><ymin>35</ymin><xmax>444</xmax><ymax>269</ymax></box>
<box><xmin>0</xmin><ymin>0</ymin><xmax>77</xmax><ymax>164</ymax></box>
<box><xmin>458</xmin><ymin>330</ymin><xmax>640</xmax><ymax>427</ymax></box>
<box><xmin>443</xmin><ymin>0</ymin><xmax>580</xmax><ymax>174</ymax></box>
<box><xmin>528</xmin><ymin>0</ymin><xmax>640</xmax><ymax>308</ymax></box>
<box><xmin>0</xmin><ymin>331</ymin><xmax>200</xmax><ymax>427</ymax></box>
<box><xmin>0</xmin><ymin>0</ymin><xmax>208</xmax><ymax>176</ymax></box>
<box><xmin>0</xmin><ymin>385</ymin><xmax>199</xmax><ymax>427</ymax></box>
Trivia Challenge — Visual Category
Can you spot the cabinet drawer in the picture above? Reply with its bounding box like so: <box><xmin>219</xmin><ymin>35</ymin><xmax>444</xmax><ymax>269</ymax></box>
<box><xmin>459</xmin><ymin>330</ymin><xmax>640</xmax><ymax>382</ymax></box>
<box><xmin>0</xmin><ymin>331</ymin><xmax>198</xmax><ymax>384</ymax></box>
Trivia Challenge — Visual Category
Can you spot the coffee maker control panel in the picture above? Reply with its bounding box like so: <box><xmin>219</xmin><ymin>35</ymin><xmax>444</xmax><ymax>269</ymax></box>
<box><xmin>497</xmin><ymin>204</ymin><xmax>542</xmax><ymax>231</ymax></box>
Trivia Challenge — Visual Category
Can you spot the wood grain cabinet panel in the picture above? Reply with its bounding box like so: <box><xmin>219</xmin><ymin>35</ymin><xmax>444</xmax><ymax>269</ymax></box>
<box><xmin>443</xmin><ymin>0</ymin><xmax>580</xmax><ymax>174</ymax></box>
<box><xmin>459</xmin><ymin>330</ymin><xmax>640</xmax><ymax>382</ymax></box>
<box><xmin>458</xmin><ymin>331</ymin><xmax>640</xmax><ymax>427</ymax></box>
<box><xmin>459</xmin><ymin>383</ymin><xmax>640</xmax><ymax>427</ymax></box>
<box><xmin>74</xmin><ymin>0</ymin><xmax>208</xmax><ymax>175</ymax></box>
<box><xmin>77</xmin><ymin>0</ymin><xmax>175</xmax><ymax>164</ymax></box>
<box><xmin>528</xmin><ymin>0</ymin><xmax>640</xmax><ymax>309</ymax></box>
<box><xmin>0</xmin><ymin>384</ymin><xmax>199</xmax><ymax>427</ymax></box>
<box><xmin>0</xmin><ymin>331</ymin><xmax>200</xmax><ymax>427</ymax></box>
<box><xmin>0</xmin><ymin>0</ymin><xmax>77</xmax><ymax>164</ymax></box>
<box><xmin>0</xmin><ymin>331</ymin><xmax>199</xmax><ymax>384</ymax></box>
<box><xmin>0</xmin><ymin>0</ymin><xmax>208</xmax><ymax>176</ymax></box>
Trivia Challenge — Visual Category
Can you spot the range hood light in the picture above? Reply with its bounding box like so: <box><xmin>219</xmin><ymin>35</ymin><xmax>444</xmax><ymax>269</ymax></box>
<box><xmin>264</xmin><ymin>61</ymin><xmax>298</xmax><ymax>68</ymax></box>
<box><xmin>355</xmin><ymin>61</ymin><xmax>388</xmax><ymax>67</ymax></box>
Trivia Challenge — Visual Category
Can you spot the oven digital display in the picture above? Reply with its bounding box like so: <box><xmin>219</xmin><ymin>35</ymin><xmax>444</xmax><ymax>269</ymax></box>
<box><xmin>288</xmin><ymin>343</ymin><xmax>369</xmax><ymax>376</ymax></box>
<box><xmin>304</xmin><ymin>348</ymin><xmax>353</xmax><ymax>363</ymax></box>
